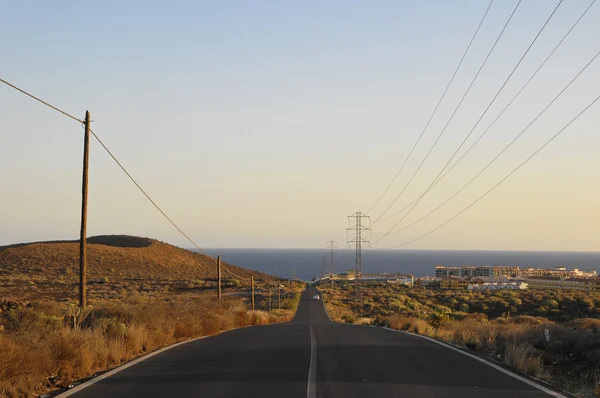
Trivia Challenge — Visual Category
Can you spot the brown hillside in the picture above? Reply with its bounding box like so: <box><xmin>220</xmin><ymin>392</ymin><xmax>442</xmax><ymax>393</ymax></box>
<box><xmin>0</xmin><ymin>235</ymin><xmax>275</xmax><ymax>301</ymax></box>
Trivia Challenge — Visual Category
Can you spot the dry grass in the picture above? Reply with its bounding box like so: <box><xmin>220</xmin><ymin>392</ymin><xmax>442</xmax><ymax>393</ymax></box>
<box><xmin>0</xmin><ymin>235</ymin><xmax>300</xmax><ymax>397</ymax></box>
<box><xmin>385</xmin><ymin>315</ymin><xmax>434</xmax><ymax>336</ymax></box>
<box><xmin>0</xmin><ymin>296</ymin><xmax>292</xmax><ymax>398</ymax></box>
<box><xmin>0</xmin><ymin>235</ymin><xmax>276</xmax><ymax>301</ymax></box>
<box><xmin>320</xmin><ymin>283</ymin><xmax>600</xmax><ymax>397</ymax></box>
<box><xmin>504</xmin><ymin>342</ymin><xmax>545</xmax><ymax>378</ymax></box>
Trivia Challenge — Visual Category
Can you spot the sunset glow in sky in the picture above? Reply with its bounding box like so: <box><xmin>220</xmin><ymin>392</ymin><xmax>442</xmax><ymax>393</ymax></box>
<box><xmin>1</xmin><ymin>1</ymin><xmax>599</xmax><ymax>250</ymax></box>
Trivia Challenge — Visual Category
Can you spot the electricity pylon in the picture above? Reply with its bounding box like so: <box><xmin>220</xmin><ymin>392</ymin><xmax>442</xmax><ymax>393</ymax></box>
<box><xmin>326</xmin><ymin>240</ymin><xmax>337</xmax><ymax>275</ymax></box>
<box><xmin>347</xmin><ymin>212</ymin><xmax>370</xmax><ymax>315</ymax></box>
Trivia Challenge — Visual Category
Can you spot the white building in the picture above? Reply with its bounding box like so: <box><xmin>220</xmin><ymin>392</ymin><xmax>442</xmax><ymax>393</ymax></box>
<box><xmin>468</xmin><ymin>282</ymin><xmax>528</xmax><ymax>290</ymax></box>
<box><xmin>361</xmin><ymin>273</ymin><xmax>414</xmax><ymax>286</ymax></box>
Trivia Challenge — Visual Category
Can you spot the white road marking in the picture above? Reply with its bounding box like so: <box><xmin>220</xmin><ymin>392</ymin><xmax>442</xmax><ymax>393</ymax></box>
<box><xmin>317</xmin><ymin>289</ymin><xmax>334</xmax><ymax>323</ymax></box>
<box><xmin>307</xmin><ymin>325</ymin><xmax>317</xmax><ymax>398</ymax></box>
<box><xmin>381</xmin><ymin>327</ymin><xmax>569</xmax><ymax>398</ymax></box>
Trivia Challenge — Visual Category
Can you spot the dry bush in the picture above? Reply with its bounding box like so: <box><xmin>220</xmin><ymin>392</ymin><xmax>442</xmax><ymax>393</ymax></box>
<box><xmin>386</xmin><ymin>315</ymin><xmax>433</xmax><ymax>336</ymax></box>
<box><xmin>0</xmin><ymin>296</ymin><xmax>286</xmax><ymax>397</ymax></box>
<box><xmin>569</xmin><ymin>318</ymin><xmax>600</xmax><ymax>329</ymax></box>
<box><xmin>504</xmin><ymin>342</ymin><xmax>545</xmax><ymax>378</ymax></box>
<box><xmin>248</xmin><ymin>310</ymin><xmax>270</xmax><ymax>325</ymax></box>
<box><xmin>320</xmin><ymin>282</ymin><xmax>600</xmax><ymax>396</ymax></box>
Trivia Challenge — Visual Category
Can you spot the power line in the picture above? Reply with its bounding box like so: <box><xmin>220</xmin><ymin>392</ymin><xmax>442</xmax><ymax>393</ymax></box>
<box><xmin>432</xmin><ymin>0</ymin><xmax>596</xmax><ymax>189</ymax></box>
<box><xmin>365</xmin><ymin>0</ymin><xmax>494</xmax><ymax>215</ymax></box>
<box><xmin>87</xmin><ymin>127</ymin><xmax>211</xmax><ymax>257</ymax></box>
<box><xmin>221</xmin><ymin>263</ymin><xmax>251</xmax><ymax>281</ymax></box>
<box><xmin>372</xmin><ymin>0</ymin><xmax>522</xmax><ymax>224</ymax></box>
<box><xmin>347</xmin><ymin>212</ymin><xmax>370</xmax><ymax>315</ymax></box>
<box><xmin>381</xmin><ymin>47</ymin><xmax>600</xmax><ymax>240</ymax></box>
<box><xmin>375</xmin><ymin>0</ymin><xmax>596</xmax><ymax>225</ymax></box>
<box><xmin>373</xmin><ymin>0</ymin><xmax>562</xmax><ymax>243</ymax></box>
<box><xmin>382</xmin><ymin>91</ymin><xmax>600</xmax><ymax>249</ymax></box>
<box><xmin>0</xmin><ymin>77</ymin><xmax>213</xmax><ymax>259</ymax></box>
<box><xmin>0</xmin><ymin>78</ymin><xmax>83</xmax><ymax>123</ymax></box>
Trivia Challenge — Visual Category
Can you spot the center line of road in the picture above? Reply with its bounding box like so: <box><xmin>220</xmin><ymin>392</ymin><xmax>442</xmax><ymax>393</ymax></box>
<box><xmin>307</xmin><ymin>325</ymin><xmax>317</xmax><ymax>398</ymax></box>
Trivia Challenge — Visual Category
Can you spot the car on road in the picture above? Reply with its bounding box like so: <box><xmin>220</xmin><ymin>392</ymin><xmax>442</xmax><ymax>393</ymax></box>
<box><xmin>312</xmin><ymin>294</ymin><xmax>320</xmax><ymax>300</ymax></box>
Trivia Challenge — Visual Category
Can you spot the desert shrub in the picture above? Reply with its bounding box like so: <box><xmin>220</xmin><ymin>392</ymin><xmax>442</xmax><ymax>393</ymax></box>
<box><xmin>248</xmin><ymin>310</ymin><xmax>270</xmax><ymax>325</ymax></box>
<box><xmin>504</xmin><ymin>342</ymin><xmax>544</xmax><ymax>378</ymax></box>
<box><xmin>318</xmin><ymin>282</ymin><xmax>600</xmax><ymax>396</ymax></box>
<box><xmin>507</xmin><ymin>315</ymin><xmax>551</xmax><ymax>326</ymax></box>
<box><xmin>569</xmin><ymin>318</ymin><xmax>600</xmax><ymax>329</ymax></box>
<box><xmin>0</xmin><ymin>297</ymin><xmax>285</xmax><ymax>397</ymax></box>
<box><xmin>542</xmin><ymin>299</ymin><xmax>559</xmax><ymax>310</ymax></box>
<box><xmin>386</xmin><ymin>315</ymin><xmax>433</xmax><ymax>335</ymax></box>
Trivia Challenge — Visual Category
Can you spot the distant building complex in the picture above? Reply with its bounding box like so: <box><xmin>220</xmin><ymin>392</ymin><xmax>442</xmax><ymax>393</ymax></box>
<box><xmin>435</xmin><ymin>265</ymin><xmax>599</xmax><ymax>291</ymax></box>
<box><xmin>319</xmin><ymin>265</ymin><xmax>599</xmax><ymax>291</ymax></box>
<box><xmin>524</xmin><ymin>276</ymin><xmax>600</xmax><ymax>291</ymax></box>
<box><xmin>434</xmin><ymin>266</ymin><xmax>519</xmax><ymax>278</ymax></box>
<box><xmin>467</xmin><ymin>281</ymin><xmax>528</xmax><ymax>291</ymax></box>
<box><xmin>434</xmin><ymin>265</ymin><xmax>596</xmax><ymax>279</ymax></box>
<box><xmin>322</xmin><ymin>271</ymin><xmax>414</xmax><ymax>286</ymax></box>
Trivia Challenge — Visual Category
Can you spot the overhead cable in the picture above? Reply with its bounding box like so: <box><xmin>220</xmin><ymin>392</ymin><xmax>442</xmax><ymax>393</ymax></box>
<box><xmin>365</xmin><ymin>0</ymin><xmax>495</xmax><ymax>215</ymax></box>
<box><xmin>382</xmin><ymin>91</ymin><xmax>600</xmax><ymax>249</ymax></box>
<box><xmin>0</xmin><ymin>77</ymin><xmax>213</xmax><ymax>259</ymax></box>
<box><xmin>382</xmin><ymin>47</ymin><xmax>600</xmax><ymax>240</ymax></box>
<box><xmin>373</xmin><ymin>0</ymin><xmax>562</xmax><ymax>243</ymax></box>
<box><xmin>373</xmin><ymin>0</ymin><xmax>596</xmax><ymax>225</ymax></box>
<box><xmin>371</xmin><ymin>0</ymin><xmax>522</xmax><ymax>224</ymax></box>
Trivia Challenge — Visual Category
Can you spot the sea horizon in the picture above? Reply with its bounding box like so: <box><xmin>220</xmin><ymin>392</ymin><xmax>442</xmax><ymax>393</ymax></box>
<box><xmin>196</xmin><ymin>248</ymin><xmax>600</xmax><ymax>281</ymax></box>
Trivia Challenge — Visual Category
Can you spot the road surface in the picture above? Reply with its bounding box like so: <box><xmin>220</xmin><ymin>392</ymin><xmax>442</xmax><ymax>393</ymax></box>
<box><xmin>66</xmin><ymin>286</ymin><xmax>562</xmax><ymax>398</ymax></box>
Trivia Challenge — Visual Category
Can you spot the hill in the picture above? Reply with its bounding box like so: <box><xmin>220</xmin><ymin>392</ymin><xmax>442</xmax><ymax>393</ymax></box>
<box><xmin>0</xmin><ymin>235</ymin><xmax>276</xmax><ymax>301</ymax></box>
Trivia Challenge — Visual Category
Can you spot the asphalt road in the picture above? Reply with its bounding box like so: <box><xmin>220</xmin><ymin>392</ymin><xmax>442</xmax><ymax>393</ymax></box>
<box><xmin>67</xmin><ymin>286</ymin><xmax>562</xmax><ymax>398</ymax></box>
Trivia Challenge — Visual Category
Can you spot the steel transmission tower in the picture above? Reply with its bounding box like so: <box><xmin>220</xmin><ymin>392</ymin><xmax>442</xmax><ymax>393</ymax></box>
<box><xmin>346</xmin><ymin>212</ymin><xmax>370</xmax><ymax>314</ymax></box>
<box><xmin>326</xmin><ymin>240</ymin><xmax>338</xmax><ymax>275</ymax></box>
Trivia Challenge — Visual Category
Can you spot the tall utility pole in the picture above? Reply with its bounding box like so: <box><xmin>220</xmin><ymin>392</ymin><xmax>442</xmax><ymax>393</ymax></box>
<box><xmin>278</xmin><ymin>282</ymin><xmax>281</xmax><ymax>310</ymax></box>
<box><xmin>217</xmin><ymin>255</ymin><xmax>222</xmax><ymax>300</ymax></box>
<box><xmin>251</xmin><ymin>275</ymin><xmax>255</xmax><ymax>311</ymax></box>
<box><xmin>326</xmin><ymin>240</ymin><xmax>337</xmax><ymax>275</ymax></box>
<box><xmin>347</xmin><ymin>212</ymin><xmax>370</xmax><ymax>315</ymax></box>
<box><xmin>292</xmin><ymin>267</ymin><xmax>296</xmax><ymax>288</ymax></box>
<box><xmin>79</xmin><ymin>111</ymin><xmax>91</xmax><ymax>308</ymax></box>
<box><xmin>268</xmin><ymin>286</ymin><xmax>272</xmax><ymax>312</ymax></box>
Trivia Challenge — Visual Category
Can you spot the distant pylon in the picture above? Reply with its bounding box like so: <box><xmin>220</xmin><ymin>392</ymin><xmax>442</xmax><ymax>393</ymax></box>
<box><xmin>347</xmin><ymin>212</ymin><xmax>370</xmax><ymax>315</ymax></box>
<box><xmin>326</xmin><ymin>240</ymin><xmax>338</xmax><ymax>275</ymax></box>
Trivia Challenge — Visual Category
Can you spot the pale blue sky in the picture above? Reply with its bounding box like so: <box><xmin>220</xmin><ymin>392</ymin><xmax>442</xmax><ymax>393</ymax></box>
<box><xmin>1</xmin><ymin>1</ymin><xmax>599</xmax><ymax>250</ymax></box>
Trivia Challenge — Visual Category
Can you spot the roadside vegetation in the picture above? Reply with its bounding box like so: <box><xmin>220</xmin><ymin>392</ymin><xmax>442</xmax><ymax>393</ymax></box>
<box><xmin>0</xmin><ymin>236</ymin><xmax>303</xmax><ymax>398</ymax></box>
<box><xmin>0</xmin><ymin>289</ymin><xmax>301</xmax><ymax>398</ymax></box>
<box><xmin>319</xmin><ymin>282</ymin><xmax>600</xmax><ymax>397</ymax></box>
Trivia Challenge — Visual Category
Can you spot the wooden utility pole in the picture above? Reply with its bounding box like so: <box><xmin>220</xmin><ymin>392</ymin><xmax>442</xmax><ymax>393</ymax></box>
<box><xmin>217</xmin><ymin>256</ymin><xmax>222</xmax><ymax>300</ymax></box>
<box><xmin>268</xmin><ymin>287</ymin><xmax>272</xmax><ymax>312</ymax></box>
<box><xmin>293</xmin><ymin>267</ymin><xmax>296</xmax><ymax>288</ymax></box>
<box><xmin>278</xmin><ymin>283</ymin><xmax>281</xmax><ymax>310</ymax></box>
<box><xmin>79</xmin><ymin>111</ymin><xmax>90</xmax><ymax>308</ymax></box>
<box><xmin>251</xmin><ymin>275</ymin><xmax>255</xmax><ymax>311</ymax></box>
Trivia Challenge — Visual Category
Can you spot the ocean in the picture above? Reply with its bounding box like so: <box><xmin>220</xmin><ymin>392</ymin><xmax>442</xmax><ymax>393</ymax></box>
<box><xmin>198</xmin><ymin>249</ymin><xmax>600</xmax><ymax>281</ymax></box>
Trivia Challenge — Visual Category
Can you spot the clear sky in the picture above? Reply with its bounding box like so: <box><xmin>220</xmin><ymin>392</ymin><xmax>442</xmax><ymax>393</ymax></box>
<box><xmin>1</xmin><ymin>1</ymin><xmax>599</xmax><ymax>250</ymax></box>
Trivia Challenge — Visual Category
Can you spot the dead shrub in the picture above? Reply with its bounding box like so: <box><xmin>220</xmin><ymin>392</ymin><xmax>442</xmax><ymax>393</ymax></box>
<box><xmin>0</xmin><ymin>296</ymin><xmax>284</xmax><ymax>397</ymax></box>
<box><xmin>569</xmin><ymin>318</ymin><xmax>600</xmax><ymax>329</ymax></box>
<box><xmin>504</xmin><ymin>342</ymin><xmax>544</xmax><ymax>378</ymax></box>
<box><xmin>249</xmin><ymin>311</ymin><xmax>269</xmax><ymax>325</ymax></box>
